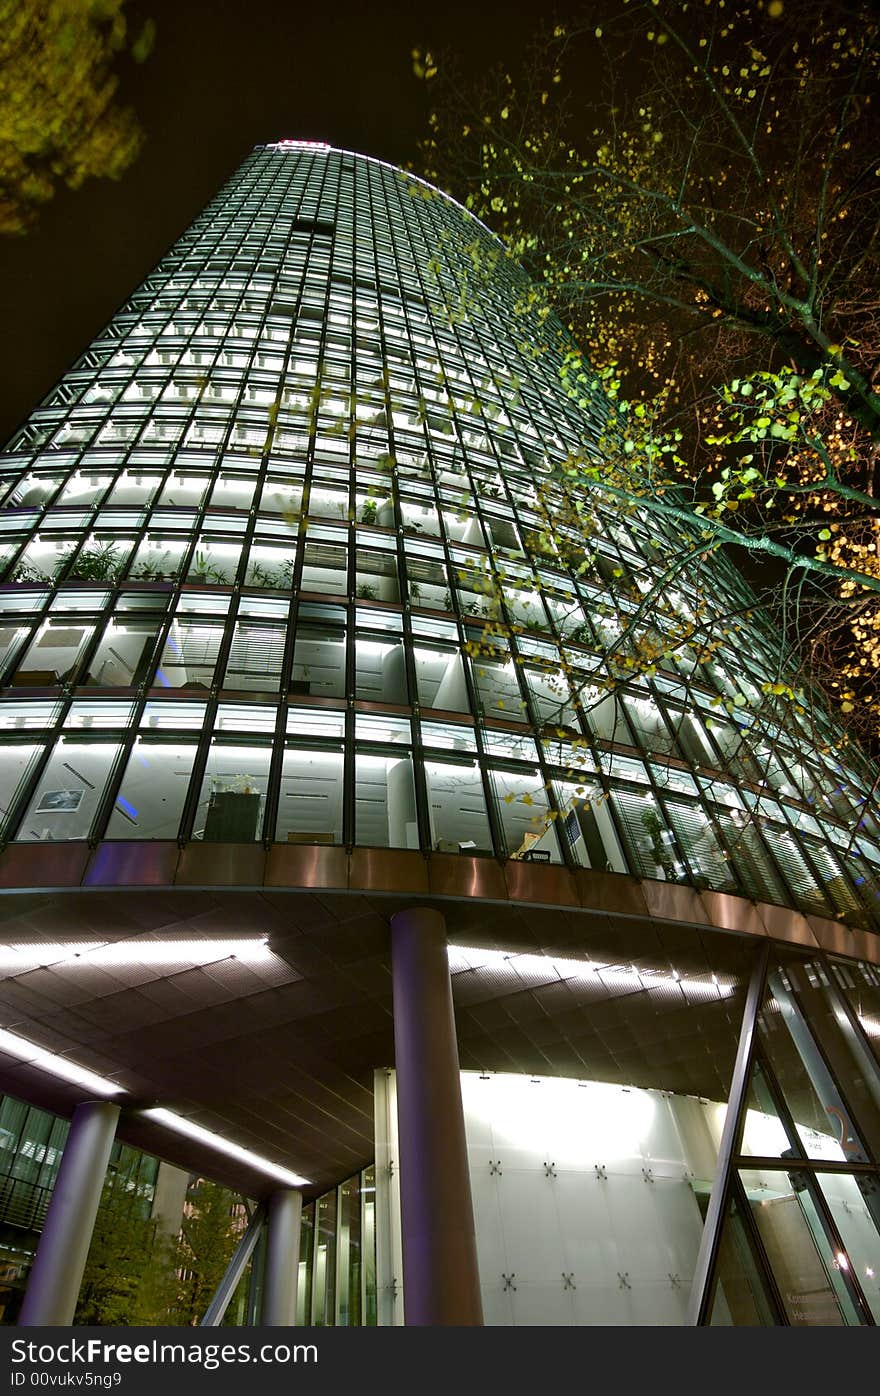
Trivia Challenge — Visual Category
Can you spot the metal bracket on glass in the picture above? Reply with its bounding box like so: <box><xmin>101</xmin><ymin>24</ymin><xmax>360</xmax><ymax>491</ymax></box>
<box><xmin>618</xmin><ymin>1273</ymin><xmax>631</xmax><ymax>1291</ymax></box>
<box><xmin>502</xmin><ymin>1273</ymin><xmax>517</xmax><ymax>1292</ymax></box>
<box><xmin>489</xmin><ymin>1159</ymin><xmax>503</xmax><ymax>1175</ymax></box>
<box><xmin>668</xmin><ymin>1273</ymin><xmax>681</xmax><ymax>1289</ymax></box>
<box><xmin>595</xmin><ymin>1164</ymin><xmax>607</xmax><ymax>1180</ymax></box>
<box><xmin>544</xmin><ymin>1161</ymin><xmax>557</xmax><ymax>1178</ymax></box>
<box><xmin>386</xmin><ymin>1158</ymin><xmax>395</xmax><ymax>1178</ymax></box>
<box><xmin>562</xmin><ymin>1273</ymin><xmax>576</xmax><ymax>1291</ymax></box>
<box><xmin>642</xmin><ymin>1167</ymin><xmax>654</xmax><ymax>1184</ymax></box>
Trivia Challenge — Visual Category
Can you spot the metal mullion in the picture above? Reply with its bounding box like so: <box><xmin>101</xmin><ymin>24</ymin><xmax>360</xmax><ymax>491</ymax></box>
<box><xmin>740</xmin><ymin>1155</ymin><xmax>879</xmax><ymax>1176</ymax></box>
<box><xmin>686</xmin><ymin>940</ymin><xmax>770</xmax><ymax>1325</ymax></box>
<box><xmin>176</xmin><ymin>692</ymin><xmax>220</xmax><ymax>844</ymax></box>
<box><xmin>85</xmin><ymin>723</ymin><xmax>139</xmax><ymax>845</ymax></box>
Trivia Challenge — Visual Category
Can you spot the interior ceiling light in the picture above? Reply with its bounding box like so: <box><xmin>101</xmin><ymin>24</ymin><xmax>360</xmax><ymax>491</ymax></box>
<box><xmin>448</xmin><ymin>944</ymin><xmax>736</xmax><ymax>1002</ymax></box>
<box><xmin>0</xmin><ymin>938</ymin><xmax>274</xmax><ymax>971</ymax></box>
<box><xmin>141</xmin><ymin>1107</ymin><xmax>309</xmax><ymax>1188</ymax></box>
<box><xmin>0</xmin><ymin>1027</ymin><xmax>122</xmax><ymax>1096</ymax></box>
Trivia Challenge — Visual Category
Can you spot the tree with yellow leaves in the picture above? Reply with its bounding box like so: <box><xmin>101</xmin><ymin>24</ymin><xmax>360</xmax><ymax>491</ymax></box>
<box><xmin>0</xmin><ymin>0</ymin><xmax>154</xmax><ymax>236</ymax></box>
<box><xmin>414</xmin><ymin>0</ymin><xmax>880</xmax><ymax>738</ymax></box>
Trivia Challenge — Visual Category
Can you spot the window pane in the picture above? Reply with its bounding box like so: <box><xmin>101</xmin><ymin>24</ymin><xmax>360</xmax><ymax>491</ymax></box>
<box><xmin>276</xmin><ymin>749</ymin><xmax>344</xmax><ymax>844</ymax></box>
<box><xmin>83</xmin><ymin>618</ymin><xmax>160</xmax><ymax>687</ymax></box>
<box><xmin>291</xmin><ymin>627</ymin><xmax>345</xmax><ymax>698</ymax></box>
<box><xmin>16</xmin><ymin>741</ymin><xmax>120</xmax><ymax>842</ymax></box>
<box><xmin>156</xmin><ymin>620</ymin><xmax>224</xmax><ymax>690</ymax></box>
<box><xmin>105</xmin><ymin>741</ymin><xmax>198</xmax><ymax>839</ymax></box>
<box><xmin>489</xmin><ymin>766</ymin><xmax>562</xmax><ymax>861</ymax></box>
<box><xmin>223</xmin><ymin>621</ymin><xmax>286</xmax><ymax>692</ymax></box>
<box><xmin>193</xmin><ymin>745</ymin><xmax>270</xmax><ymax>841</ymax></box>
<box><xmin>425</xmin><ymin>759</ymin><xmax>493</xmax><ymax>854</ymax></box>
<box><xmin>355</xmin><ymin>638</ymin><xmax>407</xmax><ymax>703</ymax></box>
<box><xmin>355</xmin><ymin>754</ymin><xmax>416</xmax><ymax>848</ymax></box>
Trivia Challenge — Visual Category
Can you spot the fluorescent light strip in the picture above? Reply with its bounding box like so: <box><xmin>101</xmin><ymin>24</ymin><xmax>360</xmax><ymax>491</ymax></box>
<box><xmin>448</xmin><ymin>944</ymin><xmax>736</xmax><ymax>1002</ymax></box>
<box><xmin>0</xmin><ymin>1028</ymin><xmax>122</xmax><ymax>1096</ymax></box>
<box><xmin>141</xmin><ymin>1108</ymin><xmax>309</xmax><ymax>1188</ymax></box>
<box><xmin>0</xmin><ymin>939</ymin><xmax>274</xmax><ymax>970</ymax></box>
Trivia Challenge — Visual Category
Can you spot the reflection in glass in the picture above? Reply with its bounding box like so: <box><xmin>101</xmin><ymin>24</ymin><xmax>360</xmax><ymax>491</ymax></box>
<box><xmin>312</xmin><ymin>1190</ymin><xmax>337</xmax><ymax>1325</ymax></box>
<box><xmin>815</xmin><ymin>1171</ymin><xmax>880</xmax><ymax>1323</ymax></box>
<box><xmin>738</xmin><ymin>1169</ymin><xmax>856</xmax><ymax>1325</ymax></box>
<box><xmin>709</xmin><ymin>1192</ymin><xmax>778</xmax><ymax>1326</ymax></box>
<box><xmin>337</xmin><ymin>1176</ymin><xmax>362</xmax><ymax>1327</ymax></box>
<box><xmin>355</xmin><ymin>637</ymin><xmax>407</xmax><ymax>704</ymax></box>
<box><xmin>84</xmin><ymin>619</ymin><xmax>159</xmax><ymax>687</ymax></box>
<box><xmin>105</xmin><ymin>741</ymin><xmax>198</xmax><ymax>839</ymax></box>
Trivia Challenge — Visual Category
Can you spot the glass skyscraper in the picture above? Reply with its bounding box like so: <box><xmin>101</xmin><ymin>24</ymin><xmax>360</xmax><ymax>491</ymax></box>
<box><xmin>0</xmin><ymin>144</ymin><xmax>878</xmax><ymax>1327</ymax></box>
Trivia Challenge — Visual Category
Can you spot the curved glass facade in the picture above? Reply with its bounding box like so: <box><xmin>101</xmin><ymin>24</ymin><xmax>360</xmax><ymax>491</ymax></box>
<box><xmin>0</xmin><ymin>142</ymin><xmax>877</xmax><ymax>930</ymax></box>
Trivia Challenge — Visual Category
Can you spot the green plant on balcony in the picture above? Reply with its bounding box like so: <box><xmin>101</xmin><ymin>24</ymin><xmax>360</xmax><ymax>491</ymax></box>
<box><xmin>189</xmin><ymin>550</ymin><xmax>225</xmax><ymax>584</ymax></box>
<box><xmin>359</xmin><ymin>498</ymin><xmax>378</xmax><ymax>525</ymax></box>
<box><xmin>355</xmin><ymin>582</ymin><xmax>378</xmax><ymax>600</ymax></box>
<box><xmin>70</xmin><ymin>543</ymin><xmax>122</xmax><ymax>581</ymax></box>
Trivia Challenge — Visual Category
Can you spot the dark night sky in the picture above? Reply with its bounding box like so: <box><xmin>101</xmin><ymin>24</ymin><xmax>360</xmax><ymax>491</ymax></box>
<box><xmin>0</xmin><ymin>0</ymin><xmax>544</xmax><ymax>443</ymax></box>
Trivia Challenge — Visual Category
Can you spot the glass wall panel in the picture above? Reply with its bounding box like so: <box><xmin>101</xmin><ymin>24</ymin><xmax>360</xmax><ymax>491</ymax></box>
<box><xmin>737</xmin><ymin>1169</ymin><xmax>855</xmax><ymax>1325</ymax></box>
<box><xmin>337</xmin><ymin>1176</ymin><xmax>362</xmax><ymax>1327</ymax></box>
<box><xmin>296</xmin><ymin>1204</ymin><xmax>314</xmax><ymax>1327</ymax></box>
<box><xmin>355</xmin><ymin>754</ymin><xmax>416</xmax><ymax>848</ymax></box>
<box><xmin>15</xmin><ymin>741</ymin><xmax>120</xmax><ymax>841</ymax></box>
<box><xmin>223</xmin><ymin>620</ymin><xmax>286</xmax><ymax>692</ymax></box>
<box><xmin>193</xmin><ymin>744</ymin><xmax>271</xmax><ymax>842</ymax></box>
<box><xmin>413</xmin><ymin>645</ymin><xmax>469</xmax><ymax>713</ymax></box>
<box><xmin>424</xmin><ymin>759</ymin><xmax>493</xmax><ymax>854</ymax></box>
<box><xmin>276</xmin><ymin>748</ymin><xmax>344</xmax><ymax>844</ymax></box>
<box><xmin>105</xmin><ymin>741</ymin><xmax>198</xmax><ymax>839</ymax></box>
<box><xmin>708</xmin><ymin>1193</ymin><xmax>779</xmax><ymax>1326</ymax></box>
<box><xmin>291</xmin><ymin>627</ymin><xmax>345</xmax><ymax>699</ymax></box>
<box><xmin>355</xmin><ymin>637</ymin><xmax>407</xmax><ymax>704</ymax></box>
<box><xmin>83</xmin><ymin>618</ymin><xmax>160</xmax><ymax>688</ymax></box>
<box><xmin>11</xmin><ymin>621</ymin><xmax>94</xmax><ymax>687</ymax></box>
<box><xmin>488</xmin><ymin>767</ymin><xmax>562</xmax><ymax>861</ymax></box>
<box><xmin>312</xmin><ymin>1190</ymin><xmax>337</xmax><ymax>1326</ymax></box>
<box><xmin>156</xmin><ymin>619</ymin><xmax>224</xmax><ymax>690</ymax></box>
<box><xmin>0</xmin><ymin>745</ymin><xmax>42</xmax><ymax>834</ymax></box>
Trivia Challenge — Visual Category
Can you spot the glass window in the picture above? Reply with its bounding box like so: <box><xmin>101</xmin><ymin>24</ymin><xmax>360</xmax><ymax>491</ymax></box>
<box><xmin>223</xmin><ymin>620</ymin><xmax>286</xmax><ymax>693</ymax></box>
<box><xmin>413</xmin><ymin>645</ymin><xmax>469</xmax><ymax>713</ymax></box>
<box><xmin>291</xmin><ymin>627</ymin><xmax>345</xmax><ymax>699</ymax></box>
<box><xmin>156</xmin><ymin>619</ymin><xmax>224</xmax><ymax>690</ymax></box>
<box><xmin>355</xmin><ymin>637</ymin><xmax>407</xmax><ymax>704</ymax></box>
<box><xmin>337</xmin><ymin>1176</ymin><xmax>362</xmax><ymax>1327</ymax></box>
<box><xmin>105</xmin><ymin>740</ymin><xmax>198</xmax><ymax>839</ymax></box>
<box><xmin>738</xmin><ymin>1169</ymin><xmax>859</xmax><ymax>1325</ymax></box>
<box><xmin>489</xmin><ymin>766</ymin><xmax>562</xmax><ymax>862</ymax></box>
<box><xmin>10</xmin><ymin>621</ymin><xmax>94</xmax><ymax>688</ymax></box>
<box><xmin>276</xmin><ymin>748</ymin><xmax>344</xmax><ymax>845</ymax></box>
<box><xmin>193</xmin><ymin>744</ymin><xmax>271</xmax><ymax>842</ymax></box>
<box><xmin>312</xmin><ymin>1190</ymin><xmax>337</xmax><ymax>1325</ymax></box>
<box><xmin>355</xmin><ymin>753</ymin><xmax>417</xmax><ymax>848</ymax></box>
<box><xmin>0</xmin><ymin>744</ymin><xmax>43</xmax><ymax>835</ymax></box>
<box><xmin>425</xmin><ymin>759</ymin><xmax>493</xmax><ymax>854</ymax></box>
<box><xmin>83</xmin><ymin>618</ymin><xmax>160</xmax><ymax>688</ymax></box>
<box><xmin>15</xmin><ymin>741</ymin><xmax>121</xmax><ymax>842</ymax></box>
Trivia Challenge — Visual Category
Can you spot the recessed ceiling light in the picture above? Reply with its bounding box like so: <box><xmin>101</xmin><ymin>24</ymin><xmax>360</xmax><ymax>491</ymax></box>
<box><xmin>0</xmin><ymin>1028</ymin><xmax>122</xmax><ymax>1097</ymax></box>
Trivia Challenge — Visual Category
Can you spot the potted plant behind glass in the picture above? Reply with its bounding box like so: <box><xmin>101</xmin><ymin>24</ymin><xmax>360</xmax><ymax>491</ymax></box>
<box><xmin>203</xmin><ymin>776</ymin><xmax>261</xmax><ymax>841</ymax></box>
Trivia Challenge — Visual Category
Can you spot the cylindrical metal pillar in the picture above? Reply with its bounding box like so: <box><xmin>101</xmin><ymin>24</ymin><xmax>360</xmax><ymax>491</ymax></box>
<box><xmin>390</xmin><ymin>906</ymin><xmax>483</xmax><ymax>1325</ymax></box>
<box><xmin>18</xmin><ymin>1099</ymin><xmax>121</xmax><ymax>1326</ymax></box>
<box><xmin>262</xmin><ymin>1189</ymin><xmax>303</xmax><ymax>1325</ymax></box>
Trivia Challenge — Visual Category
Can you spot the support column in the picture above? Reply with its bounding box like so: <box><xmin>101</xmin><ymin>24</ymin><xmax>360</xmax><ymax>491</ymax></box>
<box><xmin>262</xmin><ymin>1188</ymin><xmax>303</xmax><ymax>1326</ymax></box>
<box><xmin>19</xmin><ymin>1099</ymin><xmax>120</xmax><ymax>1326</ymax></box>
<box><xmin>390</xmin><ymin>906</ymin><xmax>482</xmax><ymax>1326</ymax></box>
